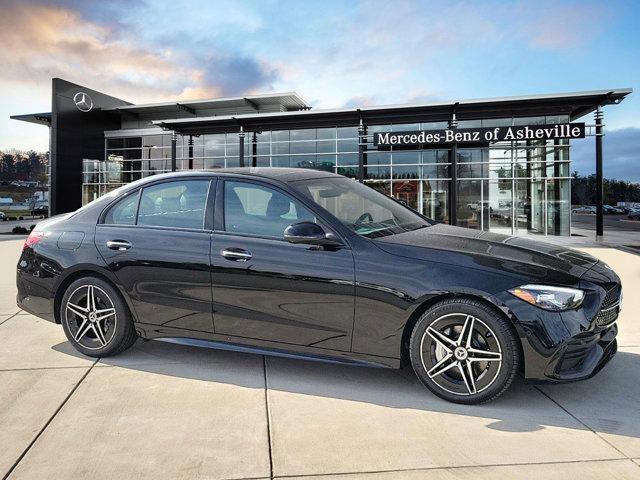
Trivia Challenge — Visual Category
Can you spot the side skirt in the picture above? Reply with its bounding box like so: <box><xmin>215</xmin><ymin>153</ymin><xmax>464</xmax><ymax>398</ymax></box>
<box><xmin>135</xmin><ymin>322</ymin><xmax>400</xmax><ymax>369</ymax></box>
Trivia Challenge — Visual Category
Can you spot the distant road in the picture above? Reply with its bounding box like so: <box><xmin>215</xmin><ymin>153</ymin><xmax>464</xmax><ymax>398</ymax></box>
<box><xmin>571</xmin><ymin>213</ymin><xmax>640</xmax><ymax>232</ymax></box>
<box><xmin>0</xmin><ymin>217</ymin><xmax>44</xmax><ymax>234</ymax></box>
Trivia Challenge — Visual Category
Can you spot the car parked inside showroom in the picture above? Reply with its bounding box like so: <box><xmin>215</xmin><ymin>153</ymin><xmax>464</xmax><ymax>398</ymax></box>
<box><xmin>16</xmin><ymin>169</ymin><xmax>622</xmax><ymax>404</ymax></box>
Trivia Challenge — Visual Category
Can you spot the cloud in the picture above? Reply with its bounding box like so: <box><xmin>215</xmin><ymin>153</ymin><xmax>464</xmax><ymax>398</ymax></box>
<box><xmin>571</xmin><ymin>127</ymin><xmax>640</xmax><ymax>182</ymax></box>
<box><xmin>342</xmin><ymin>96</ymin><xmax>379</xmax><ymax>108</ymax></box>
<box><xmin>198</xmin><ymin>56</ymin><xmax>278</xmax><ymax>97</ymax></box>
<box><xmin>515</xmin><ymin>3</ymin><xmax>610</xmax><ymax>50</ymax></box>
<box><xmin>0</xmin><ymin>0</ymin><xmax>278</xmax><ymax>103</ymax></box>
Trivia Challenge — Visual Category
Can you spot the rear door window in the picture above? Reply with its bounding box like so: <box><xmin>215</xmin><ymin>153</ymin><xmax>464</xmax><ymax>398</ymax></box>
<box><xmin>103</xmin><ymin>191</ymin><xmax>139</xmax><ymax>225</ymax></box>
<box><xmin>137</xmin><ymin>180</ymin><xmax>210</xmax><ymax>230</ymax></box>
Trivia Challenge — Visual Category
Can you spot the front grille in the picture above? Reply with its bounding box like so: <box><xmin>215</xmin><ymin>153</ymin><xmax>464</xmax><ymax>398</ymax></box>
<box><xmin>602</xmin><ymin>285</ymin><xmax>621</xmax><ymax>309</ymax></box>
<box><xmin>596</xmin><ymin>307</ymin><xmax>619</xmax><ymax>326</ymax></box>
<box><xmin>595</xmin><ymin>285</ymin><xmax>621</xmax><ymax>327</ymax></box>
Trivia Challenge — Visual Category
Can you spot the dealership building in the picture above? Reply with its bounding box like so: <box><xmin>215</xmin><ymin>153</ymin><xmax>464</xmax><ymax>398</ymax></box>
<box><xmin>11</xmin><ymin>79</ymin><xmax>631</xmax><ymax>236</ymax></box>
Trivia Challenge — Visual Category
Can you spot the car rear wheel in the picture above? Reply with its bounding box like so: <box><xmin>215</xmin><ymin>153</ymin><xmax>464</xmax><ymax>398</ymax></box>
<box><xmin>409</xmin><ymin>298</ymin><xmax>520</xmax><ymax>404</ymax></box>
<box><xmin>60</xmin><ymin>276</ymin><xmax>137</xmax><ymax>357</ymax></box>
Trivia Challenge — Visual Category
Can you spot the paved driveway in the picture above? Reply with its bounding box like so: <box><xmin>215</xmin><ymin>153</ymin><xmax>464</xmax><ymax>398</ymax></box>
<box><xmin>1</xmin><ymin>238</ymin><xmax>639</xmax><ymax>479</ymax></box>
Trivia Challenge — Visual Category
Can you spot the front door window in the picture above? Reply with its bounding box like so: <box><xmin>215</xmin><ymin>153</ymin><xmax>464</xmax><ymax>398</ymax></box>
<box><xmin>223</xmin><ymin>181</ymin><xmax>316</xmax><ymax>238</ymax></box>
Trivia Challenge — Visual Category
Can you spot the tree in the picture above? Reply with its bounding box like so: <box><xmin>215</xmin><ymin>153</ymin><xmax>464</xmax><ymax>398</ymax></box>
<box><xmin>0</xmin><ymin>152</ymin><xmax>16</xmax><ymax>176</ymax></box>
<box><xmin>0</xmin><ymin>149</ymin><xmax>49</xmax><ymax>182</ymax></box>
<box><xmin>571</xmin><ymin>171</ymin><xmax>640</xmax><ymax>205</ymax></box>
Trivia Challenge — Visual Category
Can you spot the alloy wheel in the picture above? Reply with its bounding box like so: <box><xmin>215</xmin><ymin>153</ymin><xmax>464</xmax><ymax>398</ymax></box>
<box><xmin>420</xmin><ymin>313</ymin><xmax>503</xmax><ymax>396</ymax></box>
<box><xmin>65</xmin><ymin>284</ymin><xmax>117</xmax><ymax>350</ymax></box>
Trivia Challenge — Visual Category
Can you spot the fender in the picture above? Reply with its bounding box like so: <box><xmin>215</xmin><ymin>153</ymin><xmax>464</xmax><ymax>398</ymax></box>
<box><xmin>52</xmin><ymin>263</ymin><xmax>140</xmax><ymax>325</ymax></box>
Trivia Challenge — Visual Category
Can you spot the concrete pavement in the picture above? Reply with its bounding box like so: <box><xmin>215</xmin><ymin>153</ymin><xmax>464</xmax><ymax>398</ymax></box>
<box><xmin>1</xmin><ymin>238</ymin><xmax>639</xmax><ymax>479</ymax></box>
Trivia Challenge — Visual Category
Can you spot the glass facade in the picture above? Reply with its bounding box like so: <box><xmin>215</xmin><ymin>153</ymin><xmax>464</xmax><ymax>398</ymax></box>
<box><xmin>84</xmin><ymin>114</ymin><xmax>571</xmax><ymax>236</ymax></box>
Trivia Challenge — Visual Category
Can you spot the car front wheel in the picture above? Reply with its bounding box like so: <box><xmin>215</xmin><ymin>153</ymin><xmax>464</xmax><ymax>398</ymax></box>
<box><xmin>60</xmin><ymin>276</ymin><xmax>137</xmax><ymax>357</ymax></box>
<box><xmin>409</xmin><ymin>298</ymin><xmax>520</xmax><ymax>404</ymax></box>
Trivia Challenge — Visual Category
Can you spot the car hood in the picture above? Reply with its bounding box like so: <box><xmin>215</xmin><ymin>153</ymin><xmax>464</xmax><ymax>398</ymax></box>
<box><xmin>373</xmin><ymin>223</ymin><xmax>598</xmax><ymax>282</ymax></box>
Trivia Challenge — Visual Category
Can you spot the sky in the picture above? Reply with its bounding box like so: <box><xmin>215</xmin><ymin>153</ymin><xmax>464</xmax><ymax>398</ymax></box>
<box><xmin>0</xmin><ymin>0</ymin><xmax>639</xmax><ymax>180</ymax></box>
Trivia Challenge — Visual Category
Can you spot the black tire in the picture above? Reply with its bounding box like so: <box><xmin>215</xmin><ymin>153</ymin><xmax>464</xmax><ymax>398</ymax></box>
<box><xmin>409</xmin><ymin>298</ymin><xmax>520</xmax><ymax>404</ymax></box>
<box><xmin>60</xmin><ymin>276</ymin><xmax>137</xmax><ymax>357</ymax></box>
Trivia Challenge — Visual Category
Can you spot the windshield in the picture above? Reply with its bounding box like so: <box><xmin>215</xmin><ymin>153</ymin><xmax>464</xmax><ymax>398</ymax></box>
<box><xmin>293</xmin><ymin>177</ymin><xmax>432</xmax><ymax>238</ymax></box>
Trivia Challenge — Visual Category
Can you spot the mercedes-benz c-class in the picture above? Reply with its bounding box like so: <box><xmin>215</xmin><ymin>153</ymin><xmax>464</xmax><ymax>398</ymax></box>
<box><xmin>17</xmin><ymin>168</ymin><xmax>621</xmax><ymax>404</ymax></box>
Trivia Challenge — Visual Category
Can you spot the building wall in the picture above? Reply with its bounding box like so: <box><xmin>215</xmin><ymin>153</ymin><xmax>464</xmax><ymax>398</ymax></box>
<box><xmin>50</xmin><ymin>78</ymin><xmax>129</xmax><ymax>214</ymax></box>
<box><xmin>84</xmin><ymin>115</ymin><xmax>571</xmax><ymax>236</ymax></box>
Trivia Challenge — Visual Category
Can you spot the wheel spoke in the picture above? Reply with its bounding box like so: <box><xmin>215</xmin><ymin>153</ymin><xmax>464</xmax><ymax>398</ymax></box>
<box><xmin>91</xmin><ymin>323</ymin><xmax>107</xmax><ymax>346</ymax></box>
<box><xmin>458</xmin><ymin>360</ymin><xmax>477</xmax><ymax>395</ymax></box>
<box><xmin>67</xmin><ymin>302</ymin><xmax>88</xmax><ymax>319</ymax></box>
<box><xmin>74</xmin><ymin>319</ymin><xmax>92</xmax><ymax>342</ymax></box>
<box><xmin>95</xmin><ymin>308</ymin><xmax>116</xmax><ymax>321</ymax></box>
<box><xmin>426</xmin><ymin>327</ymin><xmax>456</xmax><ymax>351</ymax></box>
<box><xmin>458</xmin><ymin>315</ymin><xmax>475</xmax><ymax>348</ymax></box>
<box><xmin>468</xmin><ymin>348</ymin><xmax>502</xmax><ymax>362</ymax></box>
<box><xmin>87</xmin><ymin>285</ymin><xmax>96</xmax><ymax>312</ymax></box>
<box><xmin>426</xmin><ymin>353</ymin><xmax>457</xmax><ymax>378</ymax></box>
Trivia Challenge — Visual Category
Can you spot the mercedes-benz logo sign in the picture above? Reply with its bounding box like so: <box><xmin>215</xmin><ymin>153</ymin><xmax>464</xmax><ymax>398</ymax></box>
<box><xmin>73</xmin><ymin>92</ymin><xmax>94</xmax><ymax>112</ymax></box>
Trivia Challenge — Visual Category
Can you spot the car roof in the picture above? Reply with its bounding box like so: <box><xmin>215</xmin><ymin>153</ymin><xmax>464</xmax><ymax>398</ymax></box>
<box><xmin>219</xmin><ymin>167</ymin><xmax>340</xmax><ymax>182</ymax></box>
<box><xmin>68</xmin><ymin>168</ymin><xmax>344</xmax><ymax>222</ymax></box>
<box><xmin>131</xmin><ymin>167</ymin><xmax>342</xmax><ymax>184</ymax></box>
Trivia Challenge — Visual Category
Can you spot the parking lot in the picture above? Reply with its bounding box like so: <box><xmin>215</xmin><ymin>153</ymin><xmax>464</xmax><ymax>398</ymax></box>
<box><xmin>1</xmin><ymin>236</ymin><xmax>639</xmax><ymax>479</ymax></box>
<box><xmin>572</xmin><ymin>213</ymin><xmax>640</xmax><ymax>233</ymax></box>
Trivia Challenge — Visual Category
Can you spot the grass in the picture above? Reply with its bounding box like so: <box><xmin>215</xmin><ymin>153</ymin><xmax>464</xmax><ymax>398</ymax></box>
<box><xmin>1</xmin><ymin>210</ymin><xmax>33</xmax><ymax>219</ymax></box>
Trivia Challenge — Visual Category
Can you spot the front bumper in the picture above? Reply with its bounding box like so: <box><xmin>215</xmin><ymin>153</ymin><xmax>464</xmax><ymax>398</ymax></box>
<box><xmin>495</xmin><ymin>273</ymin><xmax>620</xmax><ymax>383</ymax></box>
<box><xmin>537</xmin><ymin>323</ymin><xmax>617</xmax><ymax>383</ymax></box>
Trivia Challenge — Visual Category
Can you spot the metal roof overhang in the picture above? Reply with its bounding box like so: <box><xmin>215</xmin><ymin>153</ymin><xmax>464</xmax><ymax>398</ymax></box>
<box><xmin>10</xmin><ymin>112</ymin><xmax>52</xmax><ymax>126</ymax></box>
<box><xmin>105</xmin><ymin>92</ymin><xmax>309</xmax><ymax>116</ymax></box>
<box><xmin>152</xmin><ymin>88</ymin><xmax>632</xmax><ymax>135</ymax></box>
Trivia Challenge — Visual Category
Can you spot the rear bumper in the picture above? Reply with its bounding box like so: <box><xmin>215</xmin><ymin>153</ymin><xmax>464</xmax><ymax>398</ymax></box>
<box><xmin>16</xmin><ymin>269</ymin><xmax>56</xmax><ymax>323</ymax></box>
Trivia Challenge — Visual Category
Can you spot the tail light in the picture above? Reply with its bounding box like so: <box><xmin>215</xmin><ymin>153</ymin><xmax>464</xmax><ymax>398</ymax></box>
<box><xmin>24</xmin><ymin>231</ymin><xmax>46</xmax><ymax>250</ymax></box>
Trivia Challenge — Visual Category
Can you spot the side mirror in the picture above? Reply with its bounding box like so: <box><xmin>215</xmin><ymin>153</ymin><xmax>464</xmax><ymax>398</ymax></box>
<box><xmin>284</xmin><ymin>221</ymin><xmax>343</xmax><ymax>247</ymax></box>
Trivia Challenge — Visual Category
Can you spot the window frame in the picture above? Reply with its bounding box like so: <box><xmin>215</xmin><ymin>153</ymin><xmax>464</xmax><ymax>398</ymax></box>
<box><xmin>214</xmin><ymin>177</ymin><xmax>347</xmax><ymax>244</ymax></box>
<box><xmin>100</xmin><ymin>188</ymin><xmax>141</xmax><ymax>227</ymax></box>
<box><xmin>98</xmin><ymin>177</ymin><xmax>215</xmax><ymax>233</ymax></box>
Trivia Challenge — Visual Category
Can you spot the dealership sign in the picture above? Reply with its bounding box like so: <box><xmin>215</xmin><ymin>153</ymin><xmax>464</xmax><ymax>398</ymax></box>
<box><xmin>373</xmin><ymin>123</ymin><xmax>585</xmax><ymax>147</ymax></box>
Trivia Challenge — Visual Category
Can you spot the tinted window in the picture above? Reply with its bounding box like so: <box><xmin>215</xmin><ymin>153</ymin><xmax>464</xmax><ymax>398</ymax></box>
<box><xmin>294</xmin><ymin>177</ymin><xmax>429</xmax><ymax>238</ymax></box>
<box><xmin>103</xmin><ymin>191</ymin><xmax>139</xmax><ymax>225</ymax></box>
<box><xmin>138</xmin><ymin>180</ymin><xmax>209</xmax><ymax>229</ymax></box>
<box><xmin>224</xmin><ymin>181</ymin><xmax>315</xmax><ymax>238</ymax></box>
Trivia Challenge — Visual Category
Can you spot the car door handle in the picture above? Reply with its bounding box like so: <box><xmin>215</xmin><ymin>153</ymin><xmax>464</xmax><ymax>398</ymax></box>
<box><xmin>106</xmin><ymin>240</ymin><xmax>132</xmax><ymax>251</ymax></box>
<box><xmin>221</xmin><ymin>248</ymin><xmax>252</xmax><ymax>261</ymax></box>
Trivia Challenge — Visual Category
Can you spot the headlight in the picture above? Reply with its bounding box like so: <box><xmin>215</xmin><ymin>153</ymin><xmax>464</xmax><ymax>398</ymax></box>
<box><xmin>508</xmin><ymin>284</ymin><xmax>585</xmax><ymax>311</ymax></box>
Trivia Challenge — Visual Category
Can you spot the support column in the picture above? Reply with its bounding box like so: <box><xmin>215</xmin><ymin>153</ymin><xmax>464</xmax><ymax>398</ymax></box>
<box><xmin>450</xmin><ymin>143</ymin><xmax>458</xmax><ymax>226</ymax></box>
<box><xmin>252</xmin><ymin>131</ymin><xmax>258</xmax><ymax>168</ymax></box>
<box><xmin>595</xmin><ymin>106</ymin><xmax>604</xmax><ymax>241</ymax></box>
<box><xmin>170</xmin><ymin>131</ymin><xmax>177</xmax><ymax>172</ymax></box>
<box><xmin>449</xmin><ymin>113</ymin><xmax>458</xmax><ymax>226</ymax></box>
<box><xmin>188</xmin><ymin>135</ymin><xmax>194</xmax><ymax>170</ymax></box>
<box><xmin>526</xmin><ymin>140</ymin><xmax>532</xmax><ymax>231</ymax></box>
<box><xmin>239</xmin><ymin>127</ymin><xmax>245</xmax><ymax>168</ymax></box>
<box><xmin>357</xmin><ymin>120</ymin><xmax>366</xmax><ymax>182</ymax></box>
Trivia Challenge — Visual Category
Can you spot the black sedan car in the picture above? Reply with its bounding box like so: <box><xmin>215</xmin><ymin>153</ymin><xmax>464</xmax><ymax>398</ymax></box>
<box><xmin>17</xmin><ymin>169</ymin><xmax>621</xmax><ymax>404</ymax></box>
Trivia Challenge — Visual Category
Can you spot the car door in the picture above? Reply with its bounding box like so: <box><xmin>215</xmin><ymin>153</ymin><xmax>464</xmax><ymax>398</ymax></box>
<box><xmin>95</xmin><ymin>178</ymin><xmax>215</xmax><ymax>333</ymax></box>
<box><xmin>211</xmin><ymin>178</ymin><xmax>355</xmax><ymax>351</ymax></box>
